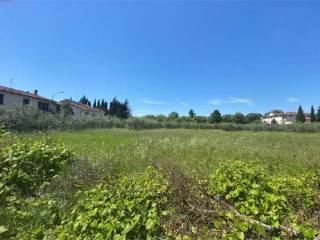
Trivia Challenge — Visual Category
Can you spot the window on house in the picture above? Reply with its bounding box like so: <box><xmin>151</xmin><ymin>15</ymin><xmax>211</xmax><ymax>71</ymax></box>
<box><xmin>23</xmin><ymin>98</ymin><xmax>30</xmax><ymax>105</ymax></box>
<box><xmin>38</xmin><ymin>101</ymin><xmax>49</xmax><ymax>111</ymax></box>
<box><xmin>0</xmin><ymin>94</ymin><xmax>3</xmax><ymax>105</ymax></box>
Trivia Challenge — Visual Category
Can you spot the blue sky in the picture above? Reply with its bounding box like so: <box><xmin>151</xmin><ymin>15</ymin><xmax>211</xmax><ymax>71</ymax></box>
<box><xmin>0</xmin><ymin>1</ymin><xmax>320</xmax><ymax>116</ymax></box>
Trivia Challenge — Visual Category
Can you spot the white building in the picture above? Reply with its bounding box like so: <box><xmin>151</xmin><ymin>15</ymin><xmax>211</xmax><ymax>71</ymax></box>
<box><xmin>60</xmin><ymin>99</ymin><xmax>105</xmax><ymax>117</ymax></box>
<box><xmin>0</xmin><ymin>85</ymin><xmax>59</xmax><ymax>113</ymax></box>
<box><xmin>262</xmin><ymin>110</ymin><xmax>311</xmax><ymax>124</ymax></box>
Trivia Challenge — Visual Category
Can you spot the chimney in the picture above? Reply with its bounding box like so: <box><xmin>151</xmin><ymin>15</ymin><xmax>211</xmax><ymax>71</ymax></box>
<box><xmin>34</xmin><ymin>90</ymin><xmax>38</xmax><ymax>95</ymax></box>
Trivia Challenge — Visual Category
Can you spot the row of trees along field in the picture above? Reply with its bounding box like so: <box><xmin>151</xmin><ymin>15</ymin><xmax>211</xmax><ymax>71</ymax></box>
<box><xmin>144</xmin><ymin>110</ymin><xmax>263</xmax><ymax>124</ymax></box>
<box><xmin>144</xmin><ymin>105</ymin><xmax>320</xmax><ymax>124</ymax></box>
<box><xmin>79</xmin><ymin>96</ymin><xmax>131</xmax><ymax>119</ymax></box>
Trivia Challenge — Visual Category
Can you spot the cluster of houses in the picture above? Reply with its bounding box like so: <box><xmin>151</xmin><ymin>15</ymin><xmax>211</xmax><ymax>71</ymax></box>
<box><xmin>0</xmin><ymin>85</ymin><xmax>104</xmax><ymax>117</ymax></box>
<box><xmin>262</xmin><ymin>110</ymin><xmax>311</xmax><ymax>124</ymax></box>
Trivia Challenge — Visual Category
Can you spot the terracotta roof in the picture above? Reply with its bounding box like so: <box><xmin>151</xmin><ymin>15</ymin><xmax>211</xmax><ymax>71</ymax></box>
<box><xmin>60</xmin><ymin>99</ymin><xmax>104</xmax><ymax>113</ymax></box>
<box><xmin>264</xmin><ymin>111</ymin><xmax>311</xmax><ymax>118</ymax></box>
<box><xmin>0</xmin><ymin>85</ymin><xmax>57</xmax><ymax>103</ymax></box>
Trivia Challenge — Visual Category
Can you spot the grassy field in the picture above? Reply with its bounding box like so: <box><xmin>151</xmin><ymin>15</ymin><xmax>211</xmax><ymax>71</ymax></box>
<box><xmin>50</xmin><ymin>128</ymin><xmax>320</xmax><ymax>175</ymax></box>
<box><xmin>2</xmin><ymin>128</ymin><xmax>320</xmax><ymax>239</ymax></box>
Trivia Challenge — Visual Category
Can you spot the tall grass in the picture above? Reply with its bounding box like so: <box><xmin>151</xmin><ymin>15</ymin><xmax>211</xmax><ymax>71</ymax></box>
<box><xmin>50</xmin><ymin>128</ymin><xmax>320</xmax><ymax>176</ymax></box>
<box><xmin>2</xmin><ymin>128</ymin><xmax>320</xmax><ymax>239</ymax></box>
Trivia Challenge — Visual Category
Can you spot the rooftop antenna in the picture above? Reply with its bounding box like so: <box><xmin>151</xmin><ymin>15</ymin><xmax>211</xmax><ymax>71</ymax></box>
<box><xmin>9</xmin><ymin>78</ymin><xmax>13</xmax><ymax>88</ymax></box>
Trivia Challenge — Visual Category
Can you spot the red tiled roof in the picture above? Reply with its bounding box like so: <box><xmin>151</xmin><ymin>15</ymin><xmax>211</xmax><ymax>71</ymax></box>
<box><xmin>60</xmin><ymin>99</ymin><xmax>105</xmax><ymax>113</ymax></box>
<box><xmin>264</xmin><ymin>111</ymin><xmax>311</xmax><ymax>118</ymax></box>
<box><xmin>0</xmin><ymin>85</ymin><xmax>57</xmax><ymax>103</ymax></box>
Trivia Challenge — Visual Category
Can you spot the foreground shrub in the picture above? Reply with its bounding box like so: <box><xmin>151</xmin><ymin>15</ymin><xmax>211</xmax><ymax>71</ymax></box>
<box><xmin>209</xmin><ymin>161</ymin><xmax>320</xmax><ymax>239</ymax></box>
<box><xmin>0</xmin><ymin>137</ymin><xmax>72</xmax><ymax>200</ymax></box>
<box><xmin>51</xmin><ymin>167</ymin><xmax>171</xmax><ymax>239</ymax></box>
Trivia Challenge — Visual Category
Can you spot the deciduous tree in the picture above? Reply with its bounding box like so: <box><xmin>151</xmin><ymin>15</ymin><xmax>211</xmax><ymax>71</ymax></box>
<box><xmin>233</xmin><ymin>112</ymin><xmax>246</xmax><ymax>124</ymax></box>
<box><xmin>168</xmin><ymin>112</ymin><xmax>179</xmax><ymax>120</ymax></box>
<box><xmin>210</xmin><ymin>109</ymin><xmax>222</xmax><ymax>123</ymax></box>
<box><xmin>188</xmin><ymin>109</ymin><xmax>195</xmax><ymax>118</ymax></box>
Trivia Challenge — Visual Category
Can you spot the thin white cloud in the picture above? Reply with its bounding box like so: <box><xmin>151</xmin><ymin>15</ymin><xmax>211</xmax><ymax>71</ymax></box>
<box><xmin>181</xmin><ymin>102</ymin><xmax>187</xmax><ymax>106</ymax></box>
<box><xmin>208</xmin><ymin>97</ymin><xmax>254</xmax><ymax>105</ymax></box>
<box><xmin>133</xmin><ymin>110</ymin><xmax>165</xmax><ymax>116</ymax></box>
<box><xmin>140</xmin><ymin>99</ymin><xmax>166</xmax><ymax>105</ymax></box>
<box><xmin>208</xmin><ymin>99</ymin><xmax>223</xmax><ymax>105</ymax></box>
<box><xmin>287</xmin><ymin>97</ymin><xmax>299</xmax><ymax>103</ymax></box>
<box><xmin>227</xmin><ymin>97</ymin><xmax>254</xmax><ymax>104</ymax></box>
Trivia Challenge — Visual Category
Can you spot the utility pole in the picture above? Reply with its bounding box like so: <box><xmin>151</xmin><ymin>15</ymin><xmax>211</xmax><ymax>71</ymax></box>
<box><xmin>9</xmin><ymin>78</ymin><xmax>13</xmax><ymax>88</ymax></box>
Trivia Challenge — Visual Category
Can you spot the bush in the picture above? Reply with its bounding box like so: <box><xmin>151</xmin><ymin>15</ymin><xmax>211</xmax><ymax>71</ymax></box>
<box><xmin>126</xmin><ymin>118</ymin><xmax>162</xmax><ymax>130</ymax></box>
<box><xmin>209</xmin><ymin>161</ymin><xmax>320</xmax><ymax>238</ymax></box>
<box><xmin>0</xmin><ymin>107</ymin><xmax>126</xmax><ymax>131</ymax></box>
<box><xmin>0</xmin><ymin>136</ymin><xmax>72</xmax><ymax>200</ymax></box>
<box><xmin>49</xmin><ymin>167</ymin><xmax>171</xmax><ymax>239</ymax></box>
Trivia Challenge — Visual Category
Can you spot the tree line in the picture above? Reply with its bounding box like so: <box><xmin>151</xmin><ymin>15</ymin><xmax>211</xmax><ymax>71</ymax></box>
<box><xmin>78</xmin><ymin>95</ymin><xmax>131</xmax><ymax>119</ymax></box>
<box><xmin>144</xmin><ymin>105</ymin><xmax>320</xmax><ymax>124</ymax></box>
<box><xmin>143</xmin><ymin>110</ymin><xmax>263</xmax><ymax>124</ymax></box>
<box><xmin>73</xmin><ymin>96</ymin><xmax>320</xmax><ymax>124</ymax></box>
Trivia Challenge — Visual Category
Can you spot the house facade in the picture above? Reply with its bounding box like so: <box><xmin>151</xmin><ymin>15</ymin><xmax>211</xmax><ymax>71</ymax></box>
<box><xmin>60</xmin><ymin>99</ymin><xmax>105</xmax><ymax>117</ymax></box>
<box><xmin>262</xmin><ymin>110</ymin><xmax>311</xmax><ymax>124</ymax></box>
<box><xmin>0</xmin><ymin>85</ymin><xmax>59</xmax><ymax>113</ymax></box>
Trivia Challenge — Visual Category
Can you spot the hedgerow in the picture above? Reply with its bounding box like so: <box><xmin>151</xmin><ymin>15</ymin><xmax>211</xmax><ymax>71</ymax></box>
<box><xmin>2</xmin><ymin>108</ymin><xmax>320</xmax><ymax>133</ymax></box>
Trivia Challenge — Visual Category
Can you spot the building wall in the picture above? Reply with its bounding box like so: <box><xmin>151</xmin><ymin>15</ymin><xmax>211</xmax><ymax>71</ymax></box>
<box><xmin>262</xmin><ymin>115</ymin><xmax>284</xmax><ymax>124</ymax></box>
<box><xmin>70</xmin><ymin>105</ymin><xmax>83</xmax><ymax>117</ymax></box>
<box><xmin>284</xmin><ymin>115</ymin><xmax>296</xmax><ymax>124</ymax></box>
<box><xmin>69</xmin><ymin>105</ymin><xmax>104</xmax><ymax>117</ymax></box>
<box><xmin>0</xmin><ymin>91</ymin><xmax>58</xmax><ymax>113</ymax></box>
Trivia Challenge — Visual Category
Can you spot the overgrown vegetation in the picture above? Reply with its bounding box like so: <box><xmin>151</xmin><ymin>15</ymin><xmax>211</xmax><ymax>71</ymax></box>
<box><xmin>1</xmin><ymin>128</ymin><xmax>320</xmax><ymax>239</ymax></box>
<box><xmin>2</xmin><ymin>108</ymin><xmax>320</xmax><ymax>133</ymax></box>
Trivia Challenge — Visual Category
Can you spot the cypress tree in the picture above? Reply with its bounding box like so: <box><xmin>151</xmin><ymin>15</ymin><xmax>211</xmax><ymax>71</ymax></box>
<box><xmin>97</xmin><ymin>99</ymin><xmax>101</xmax><ymax>108</ymax></box>
<box><xmin>109</xmin><ymin>98</ymin><xmax>117</xmax><ymax>116</ymax></box>
<box><xmin>317</xmin><ymin>106</ymin><xmax>320</xmax><ymax>122</ymax></box>
<box><xmin>79</xmin><ymin>95</ymin><xmax>91</xmax><ymax>106</ymax></box>
<box><xmin>104</xmin><ymin>100</ymin><xmax>108</xmax><ymax>114</ymax></box>
<box><xmin>296</xmin><ymin>105</ymin><xmax>305</xmax><ymax>123</ymax></box>
<box><xmin>93</xmin><ymin>99</ymin><xmax>97</xmax><ymax>108</ymax></box>
<box><xmin>122</xmin><ymin>99</ymin><xmax>131</xmax><ymax>119</ymax></box>
<box><xmin>311</xmin><ymin>106</ymin><xmax>316</xmax><ymax>123</ymax></box>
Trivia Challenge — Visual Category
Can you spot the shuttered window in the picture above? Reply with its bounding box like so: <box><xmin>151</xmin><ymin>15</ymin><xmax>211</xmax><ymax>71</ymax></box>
<box><xmin>23</xmin><ymin>98</ymin><xmax>30</xmax><ymax>105</ymax></box>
